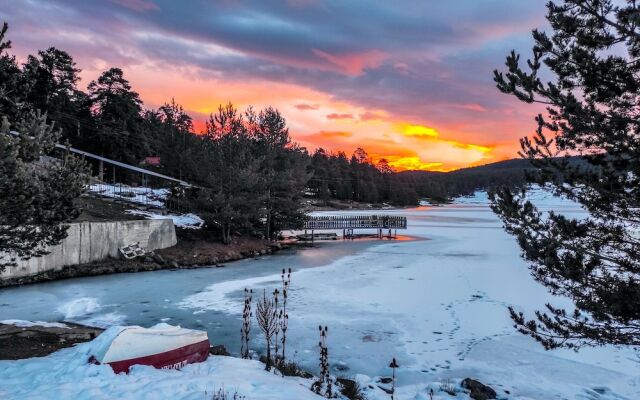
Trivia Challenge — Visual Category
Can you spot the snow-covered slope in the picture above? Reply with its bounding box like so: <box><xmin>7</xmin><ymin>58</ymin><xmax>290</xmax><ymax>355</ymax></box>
<box><xmin>88</xmin><ymin>183</ymin><xmax>170</xmax><ymax>207</ymax></box>
<box><xmin>125</xmin><ymin>209</ymin><xmax>204</xmax><ymax>229</ymax></box>
<box><xmin>0</xmin><ymin>326</ymin><xmax>323</xmax><ymax>400</ymax></box>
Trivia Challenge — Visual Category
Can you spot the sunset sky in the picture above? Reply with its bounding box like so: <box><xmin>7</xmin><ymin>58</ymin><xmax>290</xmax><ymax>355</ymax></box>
<box><xmin>3</xmin><ymin>0</ymin><xmax>548</xmax><ymax>171</ymax></box>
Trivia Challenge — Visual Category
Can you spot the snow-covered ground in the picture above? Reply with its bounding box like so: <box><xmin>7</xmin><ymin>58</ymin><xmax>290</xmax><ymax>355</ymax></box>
<box><xmin>87</xmin><ymin>183</ymin><xmax>205</xmax><ymax>229</ymax></box>
<box><xmin>0</xmin><ymin>319</ymin><xmax>69</xmax><ymax>329</ymax></box>
<box><xmin>0</xmin><ymin>325</ymin><xmax>323</xmax><ymax>400</ymax></box>
<box><xmin>88</xmin><ymin>183</ymin><xmax>170</xmax><ymax>207</ymax></box>
<box><xmin>126</xmin><ymin>209</ymin><xmax>204</xmax><ymax>229</ymax></box>
<box><xmin>0</xmin><ymin>188</ymin><xmax>638</xmax><ymax>399</ymax></box>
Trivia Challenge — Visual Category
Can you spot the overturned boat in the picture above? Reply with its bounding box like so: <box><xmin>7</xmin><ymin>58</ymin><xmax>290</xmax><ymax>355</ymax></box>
<box><xmin>90</xmin><ymin>323</ymin><xmax>210</xmax><ymax>374</ymax></box>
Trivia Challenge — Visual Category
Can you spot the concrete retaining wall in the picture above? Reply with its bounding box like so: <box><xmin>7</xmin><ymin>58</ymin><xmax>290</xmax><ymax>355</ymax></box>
<box><xmin>1</xmin><ymin>219</ymin><xmax>177</xmax><ymax>280</ymax></box>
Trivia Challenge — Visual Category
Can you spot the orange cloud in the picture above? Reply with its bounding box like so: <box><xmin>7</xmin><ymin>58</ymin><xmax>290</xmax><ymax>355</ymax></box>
<box><xmin>317</xmin><ymin>131</ymin><xmax>353</xmax><ymax>138</ymax></box>
<box><xmin>312</xmin><ymin>49</ymin><xmax>388</xmax><ymax>76</ymax></box>
<box><xmin>453</xmin><ymin>143</ymin><xmax>492</xmax><ymax>153</ymax></box>
<box><xmin>359</xmin><ymin>111</ymin><xmax>386</xmax><ymax>121</ymax></box>
<box><xmin>401</xmin><ymin>124</ymin><xmax>440</xmax><ymax>138</ymax></box>
<box><xmin>89</xmin><ymin>62</ymin><xmax>508</xmax><ymax>172</ymax></box>
<box><xmin>387</xmin><ymin>157</ymin><xmax>444</xmax><ymax>171</ymax></box>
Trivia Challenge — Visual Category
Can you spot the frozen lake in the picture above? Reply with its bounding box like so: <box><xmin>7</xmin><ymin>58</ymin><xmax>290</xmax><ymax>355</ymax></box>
<box><xmin>1</xmin><ymin>191</ymin><xmax>638</xmax><ymax>399</ymax></box>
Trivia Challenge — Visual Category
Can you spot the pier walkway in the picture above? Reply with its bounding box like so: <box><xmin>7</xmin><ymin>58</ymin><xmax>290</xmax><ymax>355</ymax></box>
<box><xmin>301</xmin><ymin>215</ymin><xmax>407</xmax><ymax>240</ymax></box>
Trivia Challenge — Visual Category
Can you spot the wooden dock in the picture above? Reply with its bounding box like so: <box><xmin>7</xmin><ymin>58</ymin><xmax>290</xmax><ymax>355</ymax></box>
<box><xmin>302</xmin><ymin>215</ymin><xmax>407</xmax><ymax>241</ymax></box>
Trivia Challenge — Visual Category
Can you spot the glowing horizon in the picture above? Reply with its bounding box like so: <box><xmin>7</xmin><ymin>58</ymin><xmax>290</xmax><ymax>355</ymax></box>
<box><xmin>2</xmin><ymin>0</ymin><xmax>548</xmax><ymax>171</ymax></box>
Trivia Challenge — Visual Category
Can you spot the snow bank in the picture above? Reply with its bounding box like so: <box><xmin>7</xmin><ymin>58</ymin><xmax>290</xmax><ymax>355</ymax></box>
<box><xmin>0</xmin><ymin>327</ymin><xmax>324</xmax><ymax>400</ymax></box>
<box><xmin>0</xmin><ymin>320</ymin><xmax>69</xmax><ymax>329</ymax></box>
<box><xmin>126</xmin><ymin>210</ymin><xmax>204</xmax><ymax>229</ymax></box>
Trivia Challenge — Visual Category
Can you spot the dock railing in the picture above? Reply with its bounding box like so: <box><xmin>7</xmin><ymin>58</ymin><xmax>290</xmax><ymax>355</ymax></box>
<box><xmin>304</xmin><ymin>215</ymin><xmax>407</xmax><ymax>230</ymax></box>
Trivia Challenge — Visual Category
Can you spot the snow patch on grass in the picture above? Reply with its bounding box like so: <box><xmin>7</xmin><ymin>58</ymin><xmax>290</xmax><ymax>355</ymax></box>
<box><xmin>0</xmin><ymin>320</ymin><xmax>69</xmax><ymax>329</ymax></box>
<box><xmin>126</xmin><ymin>209</ymin><xmax>204</xmax><ymax>229</ymax></box>
<box><xmin>88</xmin><ymin>183</ymin><xmax>170</xmax><ymax>208</ymax></box>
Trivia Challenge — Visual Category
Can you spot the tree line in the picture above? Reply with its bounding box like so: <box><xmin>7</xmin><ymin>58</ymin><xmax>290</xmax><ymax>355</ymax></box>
<box><xmin>0</xmin><ymin>21</ymin><xmax>418</xmax><ymax>241</ymax></box>
<box><xmin>0</xmin><ymin>20</ymin><xmax>533</xmax><ymax>244</ymax></box>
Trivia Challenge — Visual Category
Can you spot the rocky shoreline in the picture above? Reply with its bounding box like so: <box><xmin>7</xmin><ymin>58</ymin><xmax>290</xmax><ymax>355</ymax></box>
<box><xmin>0</xmin><ymin>236</ymin><xmax>293</xmax><ymax>288</ymax></box>
<box><xmin>0</xmin><ymin>322</ymin><xmax>104</xmax><ymax>360</ymax></box>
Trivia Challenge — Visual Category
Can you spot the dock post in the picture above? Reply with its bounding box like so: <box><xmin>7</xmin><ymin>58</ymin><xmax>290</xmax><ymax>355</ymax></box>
<box><xmin>343</xmin><ymin>229</ymin><xmax>345</xmax><ymax>240</ymax></box>
<box><xmin>311</xmin><ymin>230</ymin><xmax>314</xmax><ymax>244</ymax></box>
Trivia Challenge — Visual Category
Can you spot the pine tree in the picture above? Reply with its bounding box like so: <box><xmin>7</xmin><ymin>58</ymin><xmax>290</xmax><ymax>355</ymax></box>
<box><xmin>377</xmin><ymin>158</ymin><xmax>394</xmax><ymax>175</ymax></box>
<box><xmin>87</xmin><ymin>67</ymin><xmax>148</xmax><ymax>164</ymax></box>
<box><xmin>144</xmin><ymin>99</ymin><xmax>195</xmax><ymax>180</ymax></box>
<box><xmin>0</xmin><ymin>111</ymin><xmax>88</xmax><ymax>270</ymax></box>
<box><xmin>20</xmin><ymin>47</ymin><xmax>91</xmax><ymax>146</ymax></box>
<box><xmin>247</xmin><ymin>107</ymin><xmax>309</xmax><ymax>240</ymax></box>
<box><xmin>22</xmin><ymin>48</ymin><xmax>80</xmax><ymax>112</ymax></box>
<box><xmin>191</xmin><ymin>103</ymin><xmax>261</xmax><ymax>244</ymax></box>
<box><xmin>0</xmin><ymin>22</ymin><xmax>25</xmax><ymax>121</ymax></box>
<box><xmin>492</xmin><ymin>0</ymin><xmax>640</xmax><ymax>349</ymax></box>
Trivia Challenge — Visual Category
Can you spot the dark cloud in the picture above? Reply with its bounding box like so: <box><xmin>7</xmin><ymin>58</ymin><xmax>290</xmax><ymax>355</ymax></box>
<box><xmin>1</xmin><ymin>0</ymin><xmax>549</xmax><ymax>136</ymax></box>
<box><xmin>110</xmin><ymin>0</ymin><xmax>159</xmax><ymax>12</ymax></box>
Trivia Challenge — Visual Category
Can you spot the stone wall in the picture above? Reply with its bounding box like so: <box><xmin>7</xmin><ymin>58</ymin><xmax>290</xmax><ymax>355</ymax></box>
<box><xmin>0</xmin><ymin>219</ymin><xmax>177</xmax><ymax>280</ymax></box>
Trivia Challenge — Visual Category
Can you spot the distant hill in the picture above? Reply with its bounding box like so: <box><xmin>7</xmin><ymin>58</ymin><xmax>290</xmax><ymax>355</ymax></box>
<box><xmin>393</xmin><ymin>158</ymin><xmax>535</xmax><ymax>202</ymax></box>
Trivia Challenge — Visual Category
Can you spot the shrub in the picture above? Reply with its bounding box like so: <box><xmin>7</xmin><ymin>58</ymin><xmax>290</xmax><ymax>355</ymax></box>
<box><xmin>440</xmin><ymin>378</ymin><xmax>456</xmax><ymax>396</ymax></box>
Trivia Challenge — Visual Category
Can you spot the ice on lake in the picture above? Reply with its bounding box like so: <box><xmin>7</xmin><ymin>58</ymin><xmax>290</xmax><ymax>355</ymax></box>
<box><xmin>0</xmin><ymin>189</ymin><xmax>638</xmax><ymax>399</ymax></box>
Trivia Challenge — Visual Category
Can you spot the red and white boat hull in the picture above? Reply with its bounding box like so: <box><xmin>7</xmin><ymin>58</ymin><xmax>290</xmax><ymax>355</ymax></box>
<box><xmin>90</xmin><ymin>324</ymin><xmax>210</xmax><ymax>374</ymax></box>
<box><xmin>106</xmin><ymin>339</ymin><xmax>210</xmax><ymax>374</ymax></box>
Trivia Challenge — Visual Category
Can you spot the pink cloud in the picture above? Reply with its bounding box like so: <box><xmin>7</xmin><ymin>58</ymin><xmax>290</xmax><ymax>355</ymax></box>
<box><xmin>312</xmin><ymin>49</ymin><xmax>388</xmax><ymax>76</ymax></box>
<box><xmin>295</xmin><ymin>103</ymin><xmax>320</xmax><ymax>111</ymax></box>
<box><xmin>454</xmin><ymin>103</ymin><xmax>487</xmax><ymax>112</ymax></box>
<box><xmin>359</xmin><ymin>111</ymin><xmax>386</xmax><ymax>121</ymax></box>
<box><xmin>393</xmin><ymin>62</ymin><xmax>410</xmax><ymax>74</ymax></box>
<box><xmin>326</xmin><ymin>113</ymin><xmax>354</xmax><ymax>120</ymax></box>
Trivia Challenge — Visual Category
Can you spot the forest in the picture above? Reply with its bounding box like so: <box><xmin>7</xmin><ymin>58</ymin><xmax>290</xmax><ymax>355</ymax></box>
<box><xmin>0</xmin><ymin>21</ymin><xmax>530</xmax><ymax>241</ymax></box>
